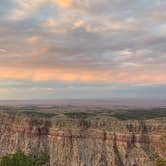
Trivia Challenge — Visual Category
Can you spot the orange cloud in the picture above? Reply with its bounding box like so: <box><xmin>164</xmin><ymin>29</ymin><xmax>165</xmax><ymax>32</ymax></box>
<box><xmin>0</xmin><ymin>67</ymin><xmax>99</xmax><ymax>82</ymax></box>
<box><xmin>1</xmin><ymin>67</ymin><xmax>166</xmax><ymax>84</ymax></box>
<box><xmin>74</xmin><ymin>19</ymin><xmax>85</xmax><ymax>28</ymax></box>
<box><xmin>52</xmin><ymin>0</ymin><xmax>74</xmax><ymax>8</ymax></box>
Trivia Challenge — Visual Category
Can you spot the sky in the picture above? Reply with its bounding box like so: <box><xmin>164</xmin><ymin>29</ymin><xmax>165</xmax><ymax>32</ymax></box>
<box><xmin>0</xmin><ymin>0</ymin><xmax>166</xmax><ymax>100</ymax></box>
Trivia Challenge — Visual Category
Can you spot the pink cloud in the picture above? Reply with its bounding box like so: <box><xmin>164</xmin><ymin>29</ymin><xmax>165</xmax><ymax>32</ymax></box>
<box><xmin>1</xmin><ymin>67</ymin><xmax>166</xmax><ymax>84</ymax></box>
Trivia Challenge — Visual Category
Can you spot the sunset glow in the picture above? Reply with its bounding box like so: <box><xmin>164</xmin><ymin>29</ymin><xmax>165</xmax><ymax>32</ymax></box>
<box><xmin>0</xmin><ymin>0</ymin><xmax>166</xmax><ymax>99</ymax></box>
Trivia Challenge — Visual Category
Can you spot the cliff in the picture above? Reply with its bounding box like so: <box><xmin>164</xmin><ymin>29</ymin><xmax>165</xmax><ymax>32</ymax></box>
<box><xmin>0</xmin><ymin>111</ymin><xmax>165</xmax><ymax>166</ymax></box>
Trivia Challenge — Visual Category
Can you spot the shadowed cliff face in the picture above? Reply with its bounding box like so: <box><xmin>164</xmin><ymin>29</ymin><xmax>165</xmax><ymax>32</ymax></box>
<box><xmin>0</xmin><ymin>112</ymin><xmax>165</xmax><ymax>166</ymax></box>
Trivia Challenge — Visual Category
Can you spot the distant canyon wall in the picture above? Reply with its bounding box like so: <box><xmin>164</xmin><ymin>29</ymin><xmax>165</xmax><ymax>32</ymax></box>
<box><xmin>0</xmin><ymin>112</ymin><xmax>165</xmax><ymax>166</ymax></box>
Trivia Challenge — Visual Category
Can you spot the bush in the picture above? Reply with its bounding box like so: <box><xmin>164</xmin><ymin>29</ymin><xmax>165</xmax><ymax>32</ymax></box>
<box><xmin>0</xmin><ymin>151</ymin><xmax>36</xmax><ymax>166</ymax></box>
<box><xmin>0</xmin><ymin>151</ymin><xmax>50</xmax><ymax>166</ymax></box>
<box><xmin>32</xmin><ymin>152</ymin><xmax>50</xmax><ymax>166</ymax></box>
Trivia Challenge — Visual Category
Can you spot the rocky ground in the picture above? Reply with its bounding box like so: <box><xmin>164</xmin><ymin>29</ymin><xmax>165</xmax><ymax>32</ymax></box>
<box><xmin>0</xmin><ymin>105</ymin><xmax>166</xmax><ymax>166</ymax></box>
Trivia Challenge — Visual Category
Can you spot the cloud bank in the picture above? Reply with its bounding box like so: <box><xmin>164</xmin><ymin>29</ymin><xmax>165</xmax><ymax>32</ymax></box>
<box><xmin>0</xmin><ymin>0</ymin><xmax>166</xmax><ymax>99</ymax></box>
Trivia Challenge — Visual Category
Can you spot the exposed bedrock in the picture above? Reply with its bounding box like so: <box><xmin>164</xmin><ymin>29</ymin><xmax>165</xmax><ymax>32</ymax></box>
<box><xmin>0</xmin><ymin>112</ymin><xmax>165</xmax><ymax>166</ymax></box>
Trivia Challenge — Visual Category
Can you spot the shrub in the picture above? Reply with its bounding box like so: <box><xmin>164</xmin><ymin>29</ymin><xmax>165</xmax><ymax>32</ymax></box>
<box><xmin>0</xmin><ymin>151</ymin><xmax>50</xmax><ymax>166</ymax></box>
<box><xmin>0</xmin><ymin>151</ymin><xmax>36</xmax><ymax>166</ymax></box>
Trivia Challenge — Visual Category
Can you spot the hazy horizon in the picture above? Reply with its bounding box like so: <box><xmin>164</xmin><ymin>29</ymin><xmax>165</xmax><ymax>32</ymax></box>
<box><xmin>0</xmin><ymin>98</ymin><xmax>166</xmax><ymax>108</ymax></box>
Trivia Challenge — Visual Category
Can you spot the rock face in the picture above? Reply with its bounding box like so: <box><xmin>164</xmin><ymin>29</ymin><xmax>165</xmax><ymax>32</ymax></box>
<box><xmin>0</xmin><ymin>112</ymin><xmax>165</xmax><ymax>166</ymax></box>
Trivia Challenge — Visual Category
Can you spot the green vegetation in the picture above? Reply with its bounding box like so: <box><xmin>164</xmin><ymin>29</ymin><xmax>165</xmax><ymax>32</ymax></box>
<box><xmin>64</xmin><ymin>108</ymin><xmax>166</xmax><ymax>121</ymax></box>
<box><xmin>22</xmin><ymin>111</ymin><xmax>55</xmax><ymax>119</ymax></box>
<box><xmin>0</xmin><ymin>151</ymin><xmax>50</xmax><ymax>166</ymax></box>
<box><xmin>1</xmin><ymin>106</ymin><xmax>166</xmax><ymax>121</ymax></box>
<box><xmin>111</xmin><ymin>108</ymin><xmax>166</xmax><ymax>120</ymax></box>
<box><xmin>64</xmin><ymin>112</ymin><xmax>95</xmax><ymax>119</ymax></box>
<box><xmin>35</xmin><ymin>152</ymin><xmax>50</xmax><ymax>166</ymax></box>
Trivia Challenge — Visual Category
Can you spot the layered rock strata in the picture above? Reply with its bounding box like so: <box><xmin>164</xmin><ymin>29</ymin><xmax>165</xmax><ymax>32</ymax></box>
<box><xmin>0</xmin><ymin>112</ymin><xmax>165</xmax><ymax>166</ymax></box>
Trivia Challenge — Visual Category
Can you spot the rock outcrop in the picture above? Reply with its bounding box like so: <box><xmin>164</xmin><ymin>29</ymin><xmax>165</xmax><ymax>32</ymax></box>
<box><xmin>0</xmin><ymin>112</ymin><xmax>165</xmax><ymax>166</ymax></box>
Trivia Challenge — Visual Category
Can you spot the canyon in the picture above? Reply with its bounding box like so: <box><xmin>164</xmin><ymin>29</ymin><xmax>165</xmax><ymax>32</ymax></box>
<box><xmin>0</xmin><ymin>106</ymin><xmax>165</xmax><ymax>166</ymax></box>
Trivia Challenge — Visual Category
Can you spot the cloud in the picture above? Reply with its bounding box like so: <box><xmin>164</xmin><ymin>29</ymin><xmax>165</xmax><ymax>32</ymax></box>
<box><xmin>52</xmin><ymin>0</ymin><xmax>74</xmax><ymax>8</ymax></box>
<box><xmin>74</xmin><ymin>19</ymin><xmax>85</xmax><ymax>28</ymax></box>
<box><xmin>0</xmin><ymin>66</ymin><xmax>166</xmax><ymax>84</ymax></box>
<box><xmin>9</xmin><ymin>0</ymin><xmax>48</xmax><ymax>20</ymax></box>
<box><xmin>0</xmin><ymin>0</ymin><xmax>166</xmax><ymax>92</ymax></box>
<box><xmin>0</xmin><ymin>48</ymin><xmax>7</xmax><ymax>53</ymax></box>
